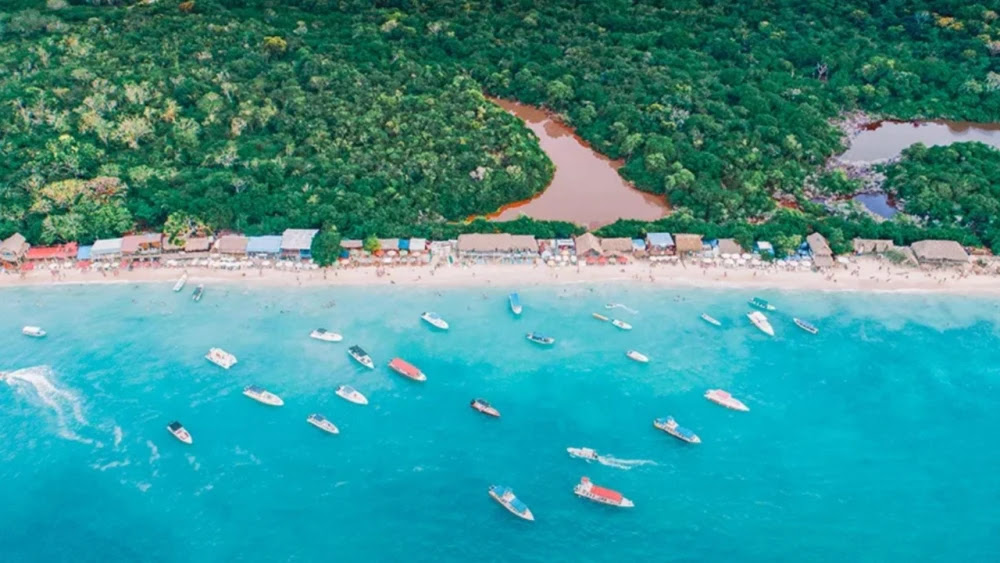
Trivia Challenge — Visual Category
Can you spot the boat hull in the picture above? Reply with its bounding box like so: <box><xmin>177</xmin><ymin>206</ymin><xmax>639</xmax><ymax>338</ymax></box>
<box><xmin>244</xmin><ymin>392</ymin><xmax>283</xmax><ymax>406</ymax></box>
<box><xmin>337</xmin><ymin>389</ymin><xmax>369</xmax><ymax>405</ymax></box>
<box><xmin>488</xmin><ymin>490</ymin><xmax>534</xmax><ymax>521</ymax></box>
<box><xmin>700</xmin><ymin>314</ymin><xmax>722</xmax><ymax>326</ymax></box>
<box><xmin>653</xmin><ymin>421</ymin><xmax>701</xmax><ymax>444</ymax></box>
<box><xmin>626</xmin><ymin>350</ymin><xmax>648</xmax><ymax>363</ymax></box>
<box><xmin>307</xmin><ymin>417</ymin><xmax>340</xmax><ymax>434</ymax></box>
<box><xmin>167</xmin><ymin>427</ymin><xmax>193</xmax><ymax>445</ymax></box>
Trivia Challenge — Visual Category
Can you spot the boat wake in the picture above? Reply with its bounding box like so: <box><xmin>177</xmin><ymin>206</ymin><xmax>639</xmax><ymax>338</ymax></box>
<box><xmin>2</xmin><ymin>366</ymin><xmax>92</xmax><ymax>444</ymax></box>
<box><xmin>605</xmin><ymin>303</ymin><xmax>638</xmax><ymax>315</ymax></box>
<box><xmin>596</xmin><ymin>455</ymin><xmax>657</xmax><ymax>470</ymax></box>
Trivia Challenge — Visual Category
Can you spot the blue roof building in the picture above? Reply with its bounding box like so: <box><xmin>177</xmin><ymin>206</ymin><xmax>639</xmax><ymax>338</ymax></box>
<box><xmin>645</xmin><ymin>232</ymin><xmax>674</xmax><ymax>249</ymax></box>
<box><xmin>246</xmin><ymin>235</ymin><xmax>282</xmax><ymax>256</ymax></box>
<box><xmin>77</xmin><ymin>245</ymin><xmax>93</xmax><ymax>260</ymax></box>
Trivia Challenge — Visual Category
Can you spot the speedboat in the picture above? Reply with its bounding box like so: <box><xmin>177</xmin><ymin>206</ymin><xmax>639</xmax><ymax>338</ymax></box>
<box><xmin>509</xmin><ymin>293</ymin><xmax>522</xmax><ymax>316</ymax></box>
<box><xmin>389</xmin><ymin>357</ymin><xmax>426</xmax><ymax>381</ymax></box>
<box><xmin>700</xmin><ymin>313</ymin><xmax>722</xmax><ymax>327</ymax></box>
<box><xmin>243</xmin><ymin>385</ymin><xmax>284</xmax><ymax>406</ymax></box>
<box><xmin>306</xmin><ymin>413</ymin><xmax>340</xmax><ymax>434</ymax></box>
<box><xmin>166</xmin><ymin>421</ymin><xmax>193</xmax><ymax>444</ymax></box>
<box><xmin>310</xmin><ymin>328</ymin><xmax>343</xmax><ymax>342</ymax></box>
<box><xmin>567</xmin><ymin>447</ymin><xmax>600</xmax><ymax>461</ymax></box>
<box><xmin>205</xmin><ymin>348</ymin><xmax>237</xmax><ymax>369</ymax></box>
<box><xmin>526</xmin><ymin>332</ymin><xmax>555</xmax><ymax>346</ymax></box>
<box><xmin>749</xmin><ymin>297</ymin><xmax>776</xmax><ymax>311</ymax></box>
<box><xmin>336</xmin><ymin>385</ymin><xmax>368</xmax><ymax>405</ymax></box>
<box><xmin>21</xmin><ymin>326</ymin><xmax>46</xmax><ymax>338</ymax></box>
<box><xmin>611</xmin><ymin>319</ymin><xmax>632</xmax><ymax>330</ymax></box>
<box><xmin>573</xmin><ymin>477</ymin><xmax>634</xmax><ymax>508</ymax></box>
<box><xmin>794</xmin><ymin>318</ymin><xmax>819</xmax><ymax>335</ymax></box>
<box><xmin>470</xmin><ymin>398</ymin><xmax>500</xmax><ymax>417</ymax></box>
<box><xmin>626</xmin><ymin>350</ymin><xmax>649</xmax><ymax>363</ymax></box>
<box><xmin>488</xmin><ymin>485</ymin><xmax>534</xmax><ymax>521</ymax></box>
<box><xmin>348</xmin><ymin>345</ymin><xmax>375</xmax><ymax>369</ymax></box>
<box><xmin>420</xmin><ymin>312</ymin><xmax>449</xmax><ymax>330</ymax></box>
<box><xmin>172</xmin><ymin>274</ymin><xmax>187</xmax><ymax>292</ymax></box>
<box><xmin>705</xmin><ymin>389</ymin><xmax>749</xmax><ymax>412</ymax></box>
<box><xmin>653</xmin><ymin>416</ymin><xmax>701</xmax><ymax>444</ymax></box>
<box><xmin>592</xmin><ymin>312</ymin><xmax>610</xmax><ymax>322</ymax></box>
<box><xmin>747</xmin><ymin>311</ymin><xmax>775</xmax><ymax>336</ymax></box>
<box><xmin>191</xmin><ymin>284</ymin><xmax>204</xmax><ymax>302</ymax></box>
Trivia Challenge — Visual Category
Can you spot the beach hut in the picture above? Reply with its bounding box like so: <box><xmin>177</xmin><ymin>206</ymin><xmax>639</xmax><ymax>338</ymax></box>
<box><xmin>121</xmin><ymin>233</ymin><xmax>162</xmax><ymax>255</ymax></box>
<box><xmin>378</xmin><ymin>239</ymin><xmax>399</xmax><ymax>256</ymax></box>
<box><xmin>91</xmin><ymin>238</ymin><xmax>123</xmax><ymax>260</ymax></box>
<box><xmin>755</xmin><ymin>241</ymin><xmax>775</xmax><ymax>257</ymax></box>
<box><xmin>76</xmin><ymin>245</ymin><xmax>92</xmax><ymax>260</ymax></box>
<box><xmin>910</xmin><ymin>240</ymin><xmax>970</xmax><ymax>266</ymax></box>
<box><xmin>26</xmin><ymin>242</ymin><xmax>77</xmax><ymax>262</ymax></box>
<box><xmin>215</xmin><ymin>235</ymin><xmax>248</xmax><ymax>256</ymax></box>
<box><xmin>280</xmin><ymin>229</ymin><xmax>318</xmax><ymax>260</ymax></box>
<box><xmin>574</xmin><ymin>233</ymin><xmax>603</xmax><ymax>258</ymax></box>
<box><xmin>806</xmin><ymin>233</ymin><xmax>834</xmax><ymax>268</ymax></box>
<box><xmin>645</xmin><ymin>232</ymin><xmax>674</xmax><ymax>255</ymax></box>
<box><xmin>0</xmin><ymin>233</ymin><xmax>29</xmax><ymax>264</ymax></box>
<box><xmin>716</xmin><ymin>238</ymin><xmax>744</xmax><ymax>256</ymax></box>
<box><xmin>601</xmin><ymin>237</ymin><xmax>632</xmax><ymax>255</ymax></box>
<box><xmin>674</xmin><ymin>233</ymin><xmax>704</xmax><ymax>256</ymax></box>
<box><xmin>247</xmin><ymin>235</ymin><xmax>283</xmax><ymax>258</ymax></box>
<box><xmin>631</xmin><ymin>239</ymin><xmax>647</xmax><ymax>256</ymax></box>
<box><xmin>183</xmin><ymin>237</ymin><xmax>212</xmax><ymax>254</ymax></box>
<box><xmin>852</xmin><ymin>238</ymin><xmax>894</xmax><ymax>254</ymax></box>
<box><xmin>408</xmin><ymin>238</ymin><xmax>427</xmax><ymax>254</ymax></box>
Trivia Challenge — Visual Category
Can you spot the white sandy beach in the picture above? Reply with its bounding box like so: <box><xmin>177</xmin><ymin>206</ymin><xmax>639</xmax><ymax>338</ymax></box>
<box><xmin>1</xmin><ymin>257</ymin><xmax>997</xmax><ymax>296</ymax></box>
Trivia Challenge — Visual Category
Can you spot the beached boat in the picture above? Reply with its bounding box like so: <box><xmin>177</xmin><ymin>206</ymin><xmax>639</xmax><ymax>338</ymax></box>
<box><xmin>172</xmin><ymin>274</ymin><xmax>187</xmax><ymax>292</ymax></box>
<box><xmin>653</xmin><ymin>416</ymin><xmax>701</xmax><ymax>444</ymax></box>
<box><xmin>309</xmin><ymin>328</ymin><xmax>343</xmax><ymax>342</ymax></box>
<box><xmin>243</xmin><ymin>385</ymin><xmax>284</xmax><ymax>406</ymax></box>
<box><xmin>508</xmin><ymin>293</ymin><xmax>522</xmax><ymax>316</ymax></box>
<box><xmin>420</xmin><ymin>312</ymin><xmax>449</xmax><ymax>330</ymax></box>
<box><xmin>705</xmin><ymin>389</ymin><xmax>749</xmax><ymax>412</ymax></box>
<box><xmin>205</xmin><ymin>348</ymin><xmax>237</xmax><ymax>369</ymax></box>
<box><xmin>488</xmin><ymin>485</ymin><xmax>534</xmax><ymax>521</ymax></box>
<box><xmin>794</xmin><ymin>318</ymin><xmax>819</xmax><ymax>335</ymax></box>
<box><xmin>166</xmin><ymin>421</ymin><xmax>193</xmax><ymax>444</ymax></box>
<box><xmin>191</xmin><ymin>284</ymin><xmax>204</xmax><ymax>302</ymax></box>
<box><xmin>388</xmin><ymin>357</ymin><xmax>426</xmax><ymax>382</ymax></box>
<box><xmin>470</xmin><ymin>398</ymin><xmax>500</xmax><ymax>417</ymax></box>
<box><xmin>573</xmin><ymin>477</ymin><xmax>634</xmax><ymax>508</ymax></box>
<box><xmin>21</xmin><ymin>326</ymin><xmax>46</xmax><ymax>338</ymax></box>
<box><xmin>525</xmin><ymin>332</ymin><xmax>555</xmax><ymax>346</ymax></box>
<box><xmin>747</xmin><ymin>311</ymin><xmax>775</xmax><ymax>336</ymax></box>
<box><xmin>306</xmin><ymin>413</ymin><xmax>340</xmax><ymax>435</ymax></box>
<box><xmin>748</xmin><ymin>297</ymin><xmax>776</xmax><ymax>311</ymax></box>
<box><xmin>592</xmin><ymin>312</ymin><xmax>610</xmax><ymax>322</ymax></box>
<box><xmin>700</xmin><ymin>313</ymin><xmax>722</xmax><ymax>327</ymax></box>
<box><xmin>567</xmin><ymin>447</ymin><xmax>600</xmax><ymax>461</ymax></box>
<box><xmin>336</xmin><ymin>385</ymin><xmax>368</xmax><ymax>405</ymax></box>
<box><xmin>611</xmin><ymin>319</ymin><xmax>632</xmax><ymax>331</ymax></box>
<box><xmin>348</xmin><ymin>345</ymin><xmax>375</xmax><ymax>369</ymax></box>
<box><xmin>626</xmin><ymin>350</ymin><xmax>649</xmax><ymax>363</ymax></box>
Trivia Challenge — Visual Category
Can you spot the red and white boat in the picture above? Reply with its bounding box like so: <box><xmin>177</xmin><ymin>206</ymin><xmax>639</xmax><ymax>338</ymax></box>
<box><xmin>573</xmin><ymin>477</ymin><xmax>634</xmax><ymax>508</ymax></box>
<box><xmin>704</xmin><ymin>389</ymin><xmax>749</xmax><ymax>412</ymax></box>
<box><xmin>166</xmin><ymin>421</ymin><xmax>193</xmax><ymax>445</ymax></box>
<box><xmin>470</xmin><ymin>398</ymin><xmax>500</xmax><ymax>417</ymax></box>
<box><xmin>388</xmin><ymin>357</ymin><xmax>426</xmax><ymax>382</ymax></box>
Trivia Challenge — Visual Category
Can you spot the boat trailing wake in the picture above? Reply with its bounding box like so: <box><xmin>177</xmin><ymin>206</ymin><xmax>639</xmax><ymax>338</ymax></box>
<box><xmin>605</xmin><ymin>303</ymin><xmax>638</xmax><ymax>315</ymax></box>
<box><xmin>2</xmin><ymin>366</ymin><xmax>92</xmax><ymax>444</ymax></box>
<box><xmin>596</xmin><ymin>455</ymin><xmax>657</xmax><ymax>470</ymax></box>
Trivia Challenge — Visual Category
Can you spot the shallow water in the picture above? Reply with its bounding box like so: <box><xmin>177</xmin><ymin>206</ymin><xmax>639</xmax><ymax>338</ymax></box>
<box><xmin>840</xmin><ymin>120</ymin><xmax>1000</xmax><ymax>162</ymax></box>
<box><xmin>1</xmin><ymin>284</ymin><xmax>999</xmax><ymax>561</ymax></box>
<box><xmin>852</xmin><ymin>193</ymin><xmax>898</xmax><ymax>218</ymax></box>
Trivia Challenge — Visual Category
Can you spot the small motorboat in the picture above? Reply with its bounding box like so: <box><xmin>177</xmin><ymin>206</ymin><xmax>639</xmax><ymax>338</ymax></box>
<box><xmin>747</xmin><ymin>311</ymin><xmax>775</xmax><ymax>336</ymax></box>
<box><xmin>749</xmin><ymin>297</ymin><xmax>776</xmax><ymax>311</ymax></box>
<box><xmin>574</xmin><ymin>477</ymin><xmax>634</xmax><ymax>508</ymax></box>
<box><xmin>388</xmin><ymin>357</ymin><xmax>426</xmax><ymax>382</ymax></box>
<box><xmin>653</xmin><ymin>416</ymin><xmax>701</xmax><ymax>444</ymax></box>
<box><xmin>470</xmin><ymin>398</ymin><xmax>500</xmax><ymax>417</ymax></box>
<box><xmin>794</xmin><ymin>318</ymin><xmax>819</xmax><ymax>335</ymax></box>
<box><xmin>700</xmin><ymin>313</ymin><xmax>722</xmax><ymax>327</ymax></box>
<box><xmin>705</xmin><ymin>389</ymin><xmax>749</xmax><ymax>412</ymax></box>
<box><xmin>306</xmin><ymin>413</ymin><xmax>340</xmax><ymax>434</ymax></box>
<box><xmin>611</xmin><ymin>319</ymin><xmax>632</xmax><ymax>331</ymax></box>
<box><xmin>420</xmin><ymin>312</ymin><xmax>449</xmax><ymax>330</ymax></box>
<box><xmin>567</xmin><ymin>447</ymin><xmax>600</xmax><ymax>461</ymax></box>
<box><xmin>243</xmin><ymin>385</ymin><xmax>284</xmax><ymax>406</ymax></box>
<box><xmin>525</xmin><ymin>332</ymin><xmax>555</xmax><ymax>346</ymax></box>
<box><xmin>625</xmin><ymin>350</ymin><xmax>649</xmax><ymax>363</ymax></box>
<box><xmin>348</xmin><ymin>345</ymin><xmax>375</xmax><ymax>369</ymax></box>
<box><xmin>336</xmin><ymin>385</ymin><xmax>368</xmax><ymax>405</ymax></box>
<box><xmin>509</xmin><ymin>293</ymin><xmax>522</xmax><ymax>316</ymax></box>
<box><xmin>592</xmin><ymin>312</ymin><xmax>610</xmax><ymax>322</ymax></box>
<box><xmin>205</xmin><ymin>348</ymin><xmax>237</xmax><ymax>369</ymax></box>
<box><xmin>21</xmin><ymin>326</ymin><xmax>46</xmax><ymax>338</ymax></box>
<box><xmin>488</xmin><ymin>485</ymin><xmax>534</xmax><ymax>521</ymax></box>
<box><xmin>191</xmin><ymin>284</ymin><xmax>204</xmax><ymax>302</ymax></box>
<box><xmin>172</xmin><ymin>274</ymin><xmax>187</xmax><ymax>292</ymax></box>
<box><xmin>310</xmin><ymin>328</ymin><xmax>343</xmax><ymax>342</ymax></box>
<box><xmin>166</xmin><ymin>421</ymin><xmax>193</xmax><ymax>444</ymax></box>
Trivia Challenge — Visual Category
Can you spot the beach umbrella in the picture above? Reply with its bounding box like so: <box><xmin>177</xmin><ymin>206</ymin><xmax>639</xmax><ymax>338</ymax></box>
<box><xmin>383</xmin><ymin>257</ymin><xmax>392</xmax><ymax>264</ymax></box>
<box><xmin>701</xmin><ymin>257</ymin><xmax>712</xmax><ymax>264</ymax></box>
<box><xmin>837</xmin><ymin>256</ymin><xmax>850</xmax><ymax>265</ymax></box>
<box><xmin>261</xmin><ymin>260</ymin><xmax>271</xmax><ymax>267</ymax></box>
<box><xmin>741</xmin><ymin>253</ymin><xmax>752</xmax><ymax>260</ymax></box>
<box><xmin>547</xmin><ymin>259</ymin><xmax>556</xmax><ymax>267</ymax></box>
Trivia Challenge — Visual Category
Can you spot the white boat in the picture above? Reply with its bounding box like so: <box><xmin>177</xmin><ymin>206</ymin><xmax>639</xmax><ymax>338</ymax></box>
<box><xmin>21</xmin><ymin>326</ymin><xmax>46</xmax><ymax>338</ymax></box>
<box><xmin>306</xmin><ymin>413</ymin><xmax>340</xmax><ymax>434</ymax></box>
<box><xmin>310</xmin><ymin>329</ymin><xmax>343</xmax><ymax>342</ymax></box>
<box><xmin>205</xmin><ymin>347</ymin><xmax>237</xmax><ymax>369</ymax></box>
<box><xmin>705</xmin><ymin>389</ymin><xmax>749</xmax><ymax>412</ymax></box>
<box><xmin>470</xmin><ymin>398</ymin><xmax>500</xmax><ymax>417</ymax></box>
<box><xmin>166</xmin><ymin>421</ymin><xmax>193</xmax><ymax>444</ymax></box>
<box><xmin>574</xmin><ymin>477</ymin><xmax>634</xmax><ymax>508</ymax></box>
<box><xmin>336</xmin><ymin>385</ymin><xmax>368</xmax><ymax>405</ymax></box>
<box><xmin>653</xmin><ymin>416</ymin><xmax>701</xmax><ymax>444</ymax></box>
<box><xmin>243</xmin><ymin>385</ymin><xmax>284</xmax><ymax>406</ymax></box>
<box><xmin>526</xmin><ymin>332</ymin><xmax>555</xmax><ymax>346</ymax></box>
<box><xmin>509</xmin><ymin>293</ymin><xmax>522</xmax><ymax>316</ymax></box>
<box><xmin>348</xmin><ymin>345</ymin><xmax>375</xmax><ymax>369</ymax></box>
<box><xmin>420</xmin><ymin>312</ymin><xmax>449</xmax><ymax>330</ymax></box>
<box><xmin>700</xmin><ymin>313</ymin><xmax>722</xmax><ymax>327</ymax></box>
<box><xmin>794</xmin><ymin>318</ymin><xmax>819</xmax><ymax>335</ymax></box>
<box><xmin>625</xmin><ymin>350</ymin><xmax>649</xmax><ymax>363</ymax></box>
<box><xmin>611</xmin><ymin>319</ymin><xmax>632</xmax><ymax>331</ymax></box>
<box><xmin>747</xmin><ymin>311</ymin><xmax>775</xmax><ymax>336</ymax></box>
<box><xmin>488</xmin><ymin>485</ymin><xmax>534</xmax><ymax>521</ymax></box>
<box><xmin>172</xmin><ymin>274</ymin><xmax>188</xmax><ymax>292</ymax></box>
<box><xmin>567</xmin><ymin>447</ymin><xmax>600</xmax><ymax>461</ymax></box>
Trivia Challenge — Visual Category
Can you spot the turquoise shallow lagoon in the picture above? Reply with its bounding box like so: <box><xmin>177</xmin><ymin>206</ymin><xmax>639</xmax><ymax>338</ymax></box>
<box><xmin>1</xmin><ymin>284</ymin><xmax>999</xmax><ymax>562</ymax></box>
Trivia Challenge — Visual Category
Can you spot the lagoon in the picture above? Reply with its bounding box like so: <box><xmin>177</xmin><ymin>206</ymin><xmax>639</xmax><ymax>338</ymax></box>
<box><xmin>840</xmin><ymin>120</ymin><xmax>1000</xmax><ymax>162</ymax></box>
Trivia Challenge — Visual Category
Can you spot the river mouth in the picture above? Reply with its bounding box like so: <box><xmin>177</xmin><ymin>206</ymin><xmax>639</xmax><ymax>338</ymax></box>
<box><xmin>485</xmin><ymin>98</ymin><xmax>669</xmax><ymax>229</ymax></box>
<box><xmin>839</xmin><ymin>120</ymin><xmax>1000</xmax><ymax>162</ymax></box>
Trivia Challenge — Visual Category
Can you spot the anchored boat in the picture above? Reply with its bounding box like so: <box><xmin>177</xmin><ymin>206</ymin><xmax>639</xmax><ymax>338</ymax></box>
<box><xmin>306</xmin><ymin>413</ymin><xmax>340</xmax><ymax>434</ymax></box>
<box><xmin>21</xmin><ymin>326</ymin><xmax>46</xmax><ymax>338</ymax></box>
<box><xmin>310</xmin><ymin>328</ymin><xmax>343</xmax><ymax>342</ymax></box>
<box><xmin>191</xmin><ymin>284</ymin><xmax>204</xmax><ymax>302</ymax></box>
<box><xmin>653</xmin><ymin>416</ymin><xmax>701</xmax><ymax>444</ymax></box>
<box><xmin>611</xmin><ymin>319</ymin><xmax>632</xmax><ymax>330</ymax></box>
<box><xmin>508</xmin><ymin>293</ymin><xmax>522</xmax><ymax>316</ymax></box>
<box><xmin>749</xmin><ymin>297</ymin><xmax>776</xmax><ymax>311</ymax></box>
<box><xmin>336</xmin><ymin>385</ymin><xmax>368</xmax><ymax>405</ymax></box>
<box><xmin>205</xmin><ymin>348</ymin><xmax>237</xmax><ymax>369</ymax></box>
<box><xmin>705</xmin><ymin>389</ymin><xmax>749</xmax><ymax>412</ymax></box>
<box><xmin>166</xmin><ymin>421</ymin><xmax>193</xmax><ymax>444</ymax></box>
<box><xmin>574</xmin><ymin>477</ymin><xmax>634</xmax><ymax>508</ymax></box>
<box><xmin>420</xmin><ymin>312</ymin><xmax>449</xmax><ymax>330</ymax></box>
<box><xmin>388</xmin><ymin>357</ymin><xmax>426</xmax><ymax>381</ymax></box>
<box><xmin>526</xmin><ymin>332</ymin><xmax>555</xmax><ymax>346</ymax></box>
<box><xmin>348</xmin><ymin>345</ymin><xmax>375</xmax><ymax>369</ymax></box>
<box><xmin>700</xmin><ymin>313</ymin><xmax>722</xmax><ymax>327</ymax></box>
<box><xmin>243</xmin><ymin>385</ymin><xmax>284</xmax><ymax>406</ymax></box>
<box><xmin>794</xmin><ymin>318</ymin><xmax>819</xmax><ymax>335</ymax></box>
<box><xmin>626</xmin><ymin>350</ymin><xmax>649</xmax><ymax>363</ymax></box>
<box><xmin>470</xmin><ymin>398</ymin><xmax>500</xmax><ymax>417</ymax></box>
<box><xmin>172</xmin><ymin>274</ymin><xmax>187</xmax><ymax>292</ymax></box>
<box><xmin>747</xmin><ymin>311</ymin><xmax>775</xmax><ymax>336</ymax></box>
<box><xmin>488</xmin><ymin>485</ymin><xmax>534</xmax><ymax>521</ymax></box>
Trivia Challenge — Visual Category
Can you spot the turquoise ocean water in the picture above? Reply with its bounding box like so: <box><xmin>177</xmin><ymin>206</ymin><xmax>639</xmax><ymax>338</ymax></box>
<box><xmin>1</xmin><ymin>283</ymin><xmax>999</xmax><ymax>562</ymax></box>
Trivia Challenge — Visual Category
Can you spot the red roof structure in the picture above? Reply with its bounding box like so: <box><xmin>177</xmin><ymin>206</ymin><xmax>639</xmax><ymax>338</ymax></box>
<box><xmin>26</xmin><ymin>242</ymin><xmax>78</xmax><ymax>261</ymax></box>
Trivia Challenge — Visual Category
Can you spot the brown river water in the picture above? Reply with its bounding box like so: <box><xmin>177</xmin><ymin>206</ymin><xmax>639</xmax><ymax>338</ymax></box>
<box><xmin>486</xmin><ymin>99</ymin><xmax>668</xmax><ymax>229</ymax></box>
<box><xmin>839</xmin><ymin>120</ymin><xmax>1000</xmax><ymax>162</ymax></box>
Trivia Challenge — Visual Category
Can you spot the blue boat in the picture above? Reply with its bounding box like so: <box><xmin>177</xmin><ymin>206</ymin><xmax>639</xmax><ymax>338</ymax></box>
<box><xmin>794</xmin><ymin>318</ymin><xmax>819</xmax><ymax>335</ymax></box>
<box><xmin>488</xmin><ymin>485</ymin><xmax>534</xmax><ymax>521</ymax></box>
<box><xmin>748</xmin><ymin>297</ymin><xmax>776</xmax><ymax>311</ymax></box>
<box><xmin>653</xmin><ymin>416</ymin><xmax>701</xmax><ymax>444</ymax></box>
<box><xmin>508</xmin><ymin>292</ymin><xmax>522</xmax><ymax>316</ymax></box>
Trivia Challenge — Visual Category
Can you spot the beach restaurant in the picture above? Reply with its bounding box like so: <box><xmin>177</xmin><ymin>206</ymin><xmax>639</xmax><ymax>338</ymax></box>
<box><xmin>457</xmin><ymin>233</ymin><xmax>538</xmax><ymax>261</ymax></box>
<box><xmin>214</xmin><ymin>234</ymin><xmax>248</xmax><ymax>256</ymax></box>
<box><xmin>574</xmin><ymin>232</ymin><xmax>603</xmax><ymax>258</ymax></box>
<box><xmin>280</xmin><ymin>229</ymin><xmax>318</xmax><ymax>260</ymax></box>
<box><xmin>806</xmin><ymin>233</ymin><xmax>834</xmax><ymax>268</ymax></box>
<box><xmin>246</xmin><ymin>235</ymin><xmax>283</xmax><ymax>258</ymax></box>
<box><xmin>673</xmin><ymin>233</ymin><xmax>704</xmax><ymax>256</ymax></box>
<box><xmin>90</xmin><ymin>238</ymin><xmax>123</xmax><ymax>260</ymax></box>
<box><xmin>0</xmin><ymin>233</ymin><xmax>29</xmax><ymax>265</ymax></box>
<box><xmin>26</xmin><ymin>242</ymin><xmax>77</xmax><ymax>263</ymax></box>
<box><xmin>645</xmin><ymin>232</ymin><xmax>674</xmax><ymax>255</ymax></box>
<box><xmin>910</xmin><ymin>240</ymin><xmax>970</xmax><ymax>266</ymax></box>
<box><xmin>121</xmin><ymin>233</ymin><xmax>163</xmax><ymax>256</ymax></box>
<box><xmin>715</xmin><ymin>238</ymin><xmax>745</xmax><ymax>256</ymax></box>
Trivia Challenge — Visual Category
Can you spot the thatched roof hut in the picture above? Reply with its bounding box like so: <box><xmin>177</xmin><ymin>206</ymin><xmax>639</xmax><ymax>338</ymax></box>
<box><xmin>674</xmin><ymin>233</ymin><xmax>704</xmax><ymax>254</ymax></box>
<box><xmin>0</xmin><ymin>233</ymin><xmax>29</xmax><ymax>263</ymax></box>
<box><xmin>910</xmin><ymin>240</ymin><xmax>969</xmax><ymax>265</ymax></box>
<box><xmin>716</xmin><ymin>238</ymin><xmax>744</xmax><ymax>255</ymax></box>
<box><xmin>574</xmin><ymin>233</ymin><xmax>602</xmax><ymax>257</ymax></box>
<box><xmin>853</xmin><ymin>239</ymin><xmax>894</xmax><ymax>254</ymax></box>
<box><xmin>600</xmin><ymin>237</ymin><xmax>633</xmax><ymax>254</ymax></box>
<box><xmin>215</xmin><ymin>235</ymin><xmax>248</xmax><ymax>255</ymax></box>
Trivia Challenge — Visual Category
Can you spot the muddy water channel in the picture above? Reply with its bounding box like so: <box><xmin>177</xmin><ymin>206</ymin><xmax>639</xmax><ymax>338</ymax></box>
<box><xmin>840</xmin><ymin>120</ymin><xmax>1000</xmax><ymax>162</ymax></box>
<box><xmin>488</xmin><ymin>99</ymin><xmax>668</xmax><ymax>229</ymax></box>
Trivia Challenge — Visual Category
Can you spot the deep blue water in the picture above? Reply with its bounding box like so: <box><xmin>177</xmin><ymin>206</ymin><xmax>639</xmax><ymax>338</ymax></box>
<box><xmin>853</xmin><ymin>193</ymin><xmax>899</xmax><ymax>219</ymax></box>
<box><xmin>2</xmin><ymin>284</ymin><xmax>999</xmax><ymax>562</ymax></box>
